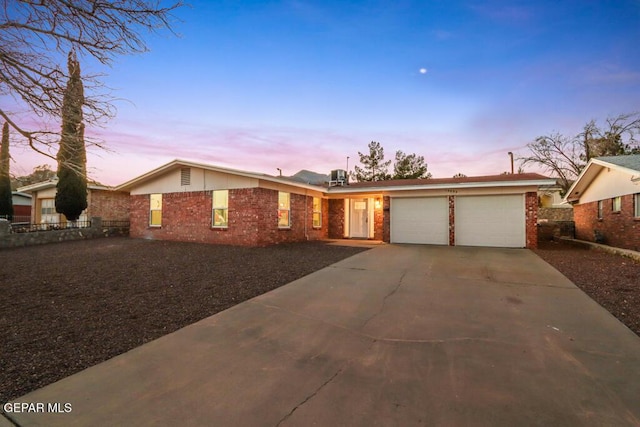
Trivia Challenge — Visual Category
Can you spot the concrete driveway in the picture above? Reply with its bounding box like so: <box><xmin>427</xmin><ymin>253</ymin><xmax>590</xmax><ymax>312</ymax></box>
<box><xmin>4</xmin><ymin>245</ymin><xmax>640</xmax><ymax>426</ymax></box>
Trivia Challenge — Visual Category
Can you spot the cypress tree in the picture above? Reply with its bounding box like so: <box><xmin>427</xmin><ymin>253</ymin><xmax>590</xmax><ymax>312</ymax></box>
<box><xmin>55</xmin><ymin>51</ymin><xmax>87</xmax><ymax>222</ymax></box>
<box><xmin>0</xmin><ymin>122</ymin><xmax>13</xmax><ymax>221</ymax></box>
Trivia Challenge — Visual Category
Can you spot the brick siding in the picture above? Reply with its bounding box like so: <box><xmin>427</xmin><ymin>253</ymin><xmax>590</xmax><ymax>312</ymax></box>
<box><xmin>574</xmin><ymin>195</ymin><xmax>640</xmax><ymax>251</ymax></box>
<box><xmin>88</xmin><ymin>190</ymin><xmax>130</xmax><ymax>221</ymax></box>
<box><xmin>130</xmin><ymin>188</ymin><xmax>328</xmax><ymax>246</ymax></box>
<box><xmin>328</xmin><ymin>199</ymin><xmax>345</xmax><ymax>239</ymax></box>
<box><xmin>525</xmin><ymin>191</ymin><xmax>538</xmax><ymax>249</ymax></box>
<box><xmin>382</xmin><ymin>196</ymin><xmax>390</xmax><ymax>243</ymax></box>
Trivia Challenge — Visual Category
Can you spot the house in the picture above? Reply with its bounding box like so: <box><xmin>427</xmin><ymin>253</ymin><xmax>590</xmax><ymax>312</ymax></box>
<box><xmin>17</xmin><ymin>179</ymin><xmax>130</xmax><ymax>225</ymax></box>
<box><xmin>10</xmin><ymin>191</ymin><xmax>32</xmax><ymax>223</ymax></box>
<box><xmin>537</xmin><ymin>184</ymin><xmax>573</xmax><ymax>222</ymax></box>
<box><xmin>115</xmin><ymin>159</ymin><xmax>555</xmax><ymax>248</ymax></box>
<box><xmin>565</xmin><ymin>155</ymin><xmax>640</xmax><ymax>251</ymax></box>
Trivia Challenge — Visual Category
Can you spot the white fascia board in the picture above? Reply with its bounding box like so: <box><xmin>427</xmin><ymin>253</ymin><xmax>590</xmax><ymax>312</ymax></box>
<box><xmin>115</xmin><ymin>158</ymin><xmax>325</xmax><ymax>193</ymax></box>
<box><xmin>327</xmin><ymin>179</ymin><xmax>556</xmax><ymax>194</ymax></box>
<box><xmin>564</xmin><ymin>160</ymin><xmax>601</xmax><ymax>203</ymax></box>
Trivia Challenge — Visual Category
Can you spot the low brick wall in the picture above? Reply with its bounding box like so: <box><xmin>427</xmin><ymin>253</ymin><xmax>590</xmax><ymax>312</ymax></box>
<box><xmin>0</xmin><ymin>217</ymin><xmax>127</xmax><ymax>249</ymax></box>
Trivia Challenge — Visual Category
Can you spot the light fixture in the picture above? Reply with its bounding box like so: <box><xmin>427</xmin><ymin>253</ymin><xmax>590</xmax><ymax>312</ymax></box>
<box><xmin>375</xmin><ymin>198</ymin><xmax>381</xmax><ymax>209</ymax></box>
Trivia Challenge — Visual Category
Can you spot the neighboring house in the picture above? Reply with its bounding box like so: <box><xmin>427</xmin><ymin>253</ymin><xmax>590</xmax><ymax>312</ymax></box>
<box><xmin>17</xmin><ymin>179</ymin><xmax>130</xmax><ymax>225</ymax></box>
<box><xmin>115</xmin><ymin>159</ymin><xmax>555</xmax><ymax>248</ymax></box>
<box><xmin>565</xmin><ymin>155</ymin><xmax>640</xmax><ymax>251</ymax></box>
<box><xmin>538</xmin><ymin>184</ymin><xmax>573</xmax><ymax>222</ymax></box>
<box><xmin>10</xmin><ymin>191</ymin><xmax>32</xmax><ymax>222</ymax></box>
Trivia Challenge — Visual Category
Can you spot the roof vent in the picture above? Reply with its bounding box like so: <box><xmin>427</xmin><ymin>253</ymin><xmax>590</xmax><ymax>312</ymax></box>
<box><xmin>329</xmin><ymin>169</ymin><xmax>348</xmax><ymax>187</ymax></box>
<box><xmin>180</xmin><ymin>168</ymin><xmax>191</xmax><ymax>186</ymax></box>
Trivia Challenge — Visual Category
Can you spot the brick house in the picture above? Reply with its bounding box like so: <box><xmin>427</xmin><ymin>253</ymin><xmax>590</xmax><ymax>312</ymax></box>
<box><xmin>17</xmin><ymin>179</ymin><xmax>130</xmax><ymax>225</ymax></box>
<box><xmin>116</xmin><ymin>159</ymin><xmax>554</xmax><ymax>248</ymax></box>
<box><xmin>565</xmin><ymin>155</ymin><xmax>640</xmax><ymax>251</ymax></box>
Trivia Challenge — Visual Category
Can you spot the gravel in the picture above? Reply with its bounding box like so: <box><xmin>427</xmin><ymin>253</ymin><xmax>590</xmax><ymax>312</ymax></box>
<box><xmin>0</xmin><ymin>238</ymin><xmax>368</xmax><ymax>403</ymax></box>
<box><xmin>533</xmin><ymin>239</ymin><xmax>640</xmax><ymax>337</ymax></box>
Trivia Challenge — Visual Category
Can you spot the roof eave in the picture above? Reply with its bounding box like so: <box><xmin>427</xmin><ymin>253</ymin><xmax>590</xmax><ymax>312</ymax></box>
<box><xmin>327</xmin><ymin>178</ymin><xmax>556</xmax><ymax>193</ymax></box>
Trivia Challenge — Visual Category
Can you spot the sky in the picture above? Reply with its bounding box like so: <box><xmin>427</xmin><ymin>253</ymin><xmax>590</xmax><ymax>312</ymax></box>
<box><xmin>6</xmin><ymin>0</ymin><xmax>640</xmax><ymax>185</ymax></box>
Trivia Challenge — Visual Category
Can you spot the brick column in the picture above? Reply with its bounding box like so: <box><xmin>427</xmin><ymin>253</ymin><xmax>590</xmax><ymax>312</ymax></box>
<box><xmin>448</xmin><ymin>195</ymin><xmax>455</xmax><ymax>246</ymax></box>
<box><xmin>525</xmin><ymin>192</ymin><xmax>538</xmax><ymax>249</ymax></box>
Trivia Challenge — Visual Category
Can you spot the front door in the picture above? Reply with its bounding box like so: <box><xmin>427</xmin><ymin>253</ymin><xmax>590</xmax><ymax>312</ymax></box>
<box><xmin>349</xmin><ymin>198</ymin><xmax>369</xmax><ymax>238</ymax></box>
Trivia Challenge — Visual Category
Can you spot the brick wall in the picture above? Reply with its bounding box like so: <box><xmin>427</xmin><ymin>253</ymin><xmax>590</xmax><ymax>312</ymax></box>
<box><xmin>374</xmin><ymin>199</ymin><xmax>384</xmax><ymax>240</ymax></box>
<box><xmin>129</xmin><ymin>188</ymin><xmax>328</xmax><ymax>246</ymax></box>
<box><xmin>448</xmin><ymin>195</ymin><xmax>455</xmax><ymax>246</ymax></box>
<box><xmin>328</xmin><ymin>199</ymin><xmax>345</xmax><ymax>238</ymax></box>
<box><xmin>382</xmin><ymin>196</ymin><xmax>390</xmax><ymax>243</ymax></box>
<box><xmin>574</xmin><ymin>195</ymin><xmax>640</xmax><ymax>251</ymax></box>
<box><xmin>525</xmin><ymin>191</ymin><xmax>538</xmax><ymax>249</ymax></box>
<box><xmin>89</xmin><ymin>190</ymin><xmax>130</xmax><ymax>221</ymax></box>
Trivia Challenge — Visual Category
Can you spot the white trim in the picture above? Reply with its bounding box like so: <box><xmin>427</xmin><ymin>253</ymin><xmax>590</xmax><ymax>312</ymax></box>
<box><xmin>115</xmin><ymin>158</ymin><xmax>325</xmax><ymax>193</ymax></box>
<box><xmin>327</xmin><ymin>179</ymin><xmax>555</xmax><ymax>194</ymax></box>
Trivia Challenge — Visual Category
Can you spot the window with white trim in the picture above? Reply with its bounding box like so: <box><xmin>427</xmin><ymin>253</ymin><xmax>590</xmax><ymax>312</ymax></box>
<box><xmin>150</xmin><ymin>194</ymin><xmax>162</xmax><ymax>226</ymax></box>
<box><xmin>612</xmin><ymin>196</ymin><xmax>622</xmax><ymax>213</ymax></box>
<box><xmin>312</xmin><ymin>197</ymin><xmax>322</xmax><ymax>228</ymax></box>
<box><xmin>212</xmin><ymin>190</ymin><xmax>229</xmax><ymax>228</ymax></box>
<box><xmin>278</xmin><ymin>192</ymin><xmax>290</xmax><ymax>228</ymax></box>
<box><xmin>635</xmin><ymin>194</ymin><xmax>640</xmax><ymax>218</ymax></box>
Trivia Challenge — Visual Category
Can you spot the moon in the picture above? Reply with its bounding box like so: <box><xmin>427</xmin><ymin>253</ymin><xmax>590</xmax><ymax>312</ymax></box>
<box><xmin>419</xmin><ymin>68</ymin><xmax>428</xmax><ymax>74</ymax></box>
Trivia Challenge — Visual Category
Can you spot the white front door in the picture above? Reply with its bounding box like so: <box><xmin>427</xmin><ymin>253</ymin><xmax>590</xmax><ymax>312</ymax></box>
<box><xmin>349</xmin><ymin>198</ymin><xmax>369</xmax><ymax>238</ymax></box>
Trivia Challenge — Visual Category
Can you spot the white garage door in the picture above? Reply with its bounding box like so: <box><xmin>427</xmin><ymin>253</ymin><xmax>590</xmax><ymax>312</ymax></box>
<box><xmin>391</xmin><ymin>197</ymin><xmax>448</xmax><ymax>245</ymax></box>
<box><xmin>455</xmin><ymin>195</ymin><xmax>525</xmax><ymax>248</ymax></box>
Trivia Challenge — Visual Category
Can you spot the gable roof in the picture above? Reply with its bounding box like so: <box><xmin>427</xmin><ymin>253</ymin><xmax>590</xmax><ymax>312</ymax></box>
<box><xmin>114</xmin><ymin>159</ymin><xmax>327</xmax><ymax>192</ymax></box>
<box><xmin>17</xmin><ymin>179</ymin><xmax>111</xmax><ymax>193</ymax></box>
<box><xmin>328</xmin><ymin>173</ymin><xmax>554</xmax><ymax>193</ymax></box>
<box><xmin>564</xmin><ymin>155</ymin><xmax>640</xmax><ymax>203</ymax></box>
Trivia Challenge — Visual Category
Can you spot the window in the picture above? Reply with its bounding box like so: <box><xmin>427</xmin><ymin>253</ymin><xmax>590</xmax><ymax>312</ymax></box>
<box><xmin>612</xmin><ymin>196</ymin><xmax>622</xmax><ymax>213</ymax></box>
<box><xmin>212</xmin><ymin>190</ymin><xmax>229</xmax><ymax>227</ymax></box>
<box><xmin>635</xmin><ymin>194</ymin><xmax>640</xmax><ymax>218</ymax></box>
<box><xmin>597</xmin><ymin>200</ymin><xmax>603</xmax><ymax>219</ymax></box>
<box><xmin>149</xmin><ymin>194</ymin><xmax>162</xmax><ymax>226</ymax></box>
<box><xmin>278</xmin><ymin>192</ymin><xmax>290</xmax><ymax>228</ymax></box>
<box><xmin>312</xmin><ymin>197</ymin><xmax>322</xmax><ymax>228</ymax></box>
<box><xmin>40</xmin><ymin>199</ymin><xmax>58</xmax><ymax>224</ymax></box>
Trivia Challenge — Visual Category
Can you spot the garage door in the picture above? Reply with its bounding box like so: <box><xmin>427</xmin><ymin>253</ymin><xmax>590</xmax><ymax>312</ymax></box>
<box><xmin>391</xmin><ymin>197</ymin><xmax>448</xmax><ymax>245</ymax></box>
<box><xmin>455</xmin><ymin>195</ymin><xmax>525</xmax><ymax>248</ymax></box>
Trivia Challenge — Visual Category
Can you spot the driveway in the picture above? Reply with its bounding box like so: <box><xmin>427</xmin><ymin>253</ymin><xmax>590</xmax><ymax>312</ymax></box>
<box><xmin>4</xmin><ymin>245</ymin><xmax>640</xmax><ymax>426</ymax></box>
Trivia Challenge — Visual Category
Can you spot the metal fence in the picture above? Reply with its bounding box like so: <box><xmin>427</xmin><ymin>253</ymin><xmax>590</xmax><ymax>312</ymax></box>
<box><xmin>0</xmin><ymin>215</ymin><xmax>32</xmax><ymax>224</ymax></box>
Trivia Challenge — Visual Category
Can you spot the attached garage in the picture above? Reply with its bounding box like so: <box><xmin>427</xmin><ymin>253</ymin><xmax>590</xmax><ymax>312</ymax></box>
<box><xmin>390</xmin><ymin>197</ymin><xmax>448</xmax><ymax>245</ymax></box>
<box><xmin>455</xmin><ymin>194</ymin><xmax>525</xmax><ymax>248</ymax></box>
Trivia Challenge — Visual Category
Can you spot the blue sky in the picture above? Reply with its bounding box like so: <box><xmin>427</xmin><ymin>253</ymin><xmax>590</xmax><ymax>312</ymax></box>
<box><xmin>10</xmin><ymin>0</ymin><xmax>640</xmax><ymax>185</ymax></box>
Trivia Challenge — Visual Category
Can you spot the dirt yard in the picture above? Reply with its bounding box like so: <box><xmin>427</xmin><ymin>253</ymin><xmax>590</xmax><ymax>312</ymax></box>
<box><xmin>1</xmin><ymin>237</ymin><xmax>638</xmax><ymax>404</ymax></box>
<box><xmin>0</xmin><ymin>238</ymin><xmax>368</xmax><ymax>403</ymax></box>
<box><xmin>534</xmin><ymin>239</ymin><xmax>640</xmax><ymax>338</ymax></box>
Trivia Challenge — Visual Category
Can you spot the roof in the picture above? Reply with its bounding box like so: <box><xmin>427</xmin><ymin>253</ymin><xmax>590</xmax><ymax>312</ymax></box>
<box><xmin>17</xmin><ymin>179</ymin><xmax>112</xmax><ymax>193</ymax></box>
<box><xmin>564</xmin><ymin>155</ymin><xmax>640</xmax><ymax>203</ymax></box>
<box><xmin>593</xmin><ymin>154</ymin><xmax>640</xmax><ymax>172</ymax></box>
<box><xmin>328</xmin><ymin>173</ymin><xmax>555</xmax><ymax>193</ymax></box>
<box><xmin>11</xmin><ymin>191</ymin><xmax>32</xmax><ymax>199</ymax></box>
<box><xmin>115</xmin><ymin>159</ymin><xmax>327</xmax><ymax>192</ymax></box>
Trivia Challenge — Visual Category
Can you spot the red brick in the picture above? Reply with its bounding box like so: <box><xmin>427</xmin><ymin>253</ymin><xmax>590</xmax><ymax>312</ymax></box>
<box><xmin>574</xmin><ymin>195</ymin><xmax>639</xmax><ymax>251</ymax></box>
<box><xmin>130</xmin><ymin>189</ymin><xmax>328</xmax><ymax>247</ymax></box>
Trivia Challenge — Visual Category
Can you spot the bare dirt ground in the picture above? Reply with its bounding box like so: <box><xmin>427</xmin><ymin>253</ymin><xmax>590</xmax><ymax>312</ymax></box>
<box><xmin>0</xmin><ymin>238</ymin><xmax>368</xmax><ymax>403</ymax></box>
<box><xmin>534</xmin><ymin>239</ymin><xmax>640</xmax><ymax>338</ymax></box>
<box><xmin>1</xmin><ymin>237</ymin><xmax>638</xmax><ymax>405</ymax></box>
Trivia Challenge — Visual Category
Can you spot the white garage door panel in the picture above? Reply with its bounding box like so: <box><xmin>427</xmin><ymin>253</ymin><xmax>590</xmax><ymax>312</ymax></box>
<box><xmin>456</xmin><ymin>195</ymin><xmax>525</xmax><ymax>248</ymax></box>
<box><xmin>391</xmin><ymin>197</ymin><xmax>448</xmax><ymax>245</ymax></box>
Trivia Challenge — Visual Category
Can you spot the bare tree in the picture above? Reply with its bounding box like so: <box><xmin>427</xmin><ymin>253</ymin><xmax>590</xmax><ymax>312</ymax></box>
<box><xmin>519</xmin><ymin>112</ymin><xmax>640</xmax><ymax>194</ymax></box>
<box><xmin>0</xmin><ymin>0</ymin><xmax>182</xmax><ymax>159</ymax></box>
